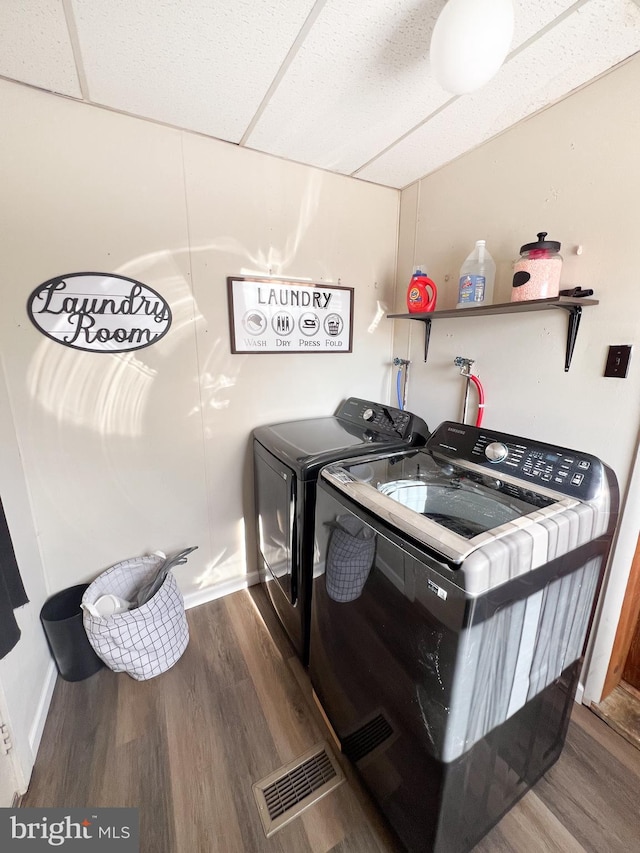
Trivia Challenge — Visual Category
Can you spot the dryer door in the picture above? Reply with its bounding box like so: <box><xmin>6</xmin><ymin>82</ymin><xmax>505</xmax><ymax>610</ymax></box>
<box><xmin>255</xmin><ymin>444</ymin><xmax>297</xmax><ymax>605</ymax></box>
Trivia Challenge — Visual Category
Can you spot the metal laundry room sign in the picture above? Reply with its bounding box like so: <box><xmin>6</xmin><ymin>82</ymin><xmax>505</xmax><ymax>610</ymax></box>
<box><xmin>27</xmin><ymin>272</ymin><xmax>172</xmax><ymax>353</ymax></box>
<box><xmin>227</xmin><ymin>276</ymin><xmax>353</xmax><ymax>353</ymax></box>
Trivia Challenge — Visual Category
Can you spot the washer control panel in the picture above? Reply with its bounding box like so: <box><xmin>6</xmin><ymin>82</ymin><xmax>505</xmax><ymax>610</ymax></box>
<box><xmin>484</xmin><ymin>441</ymin><xmax>509</xmax><ymax>463</ymax></box>
<box><xmin>428</xmin><ymin>421</ymin><xmax>605</xmax><ymax>500</ymax></box>
<box><xmin>336</xmin><ymin>397</ymin><xmax>429</xmax><ymax>441</ymax></box>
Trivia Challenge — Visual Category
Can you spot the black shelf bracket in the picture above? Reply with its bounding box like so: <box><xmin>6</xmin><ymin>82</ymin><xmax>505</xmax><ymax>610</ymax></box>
<box><xmin>557</xmin><ymin>303</ymin><xmax>582</xmax><ymax>372</ymax></box>
<box><xmin>421</xmin><ymin>318</ymin><xmax>432</xmax><ymax>362</ymax></box>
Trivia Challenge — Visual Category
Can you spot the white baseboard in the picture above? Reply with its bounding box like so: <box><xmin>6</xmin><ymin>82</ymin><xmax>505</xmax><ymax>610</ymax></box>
<box><xmin>28</xmin><ymin>661</ymin><xmax>57</xmax><ymax>765</ymax></box>
<box><xmin>574</xmin><ymin>681</ymin><xmax>585</xmax><ymax>705</ymax></box>
<box><xmin>183</xmin><ymin>571</ymin><xmax>260</xmax><ymax>611</ymax></box>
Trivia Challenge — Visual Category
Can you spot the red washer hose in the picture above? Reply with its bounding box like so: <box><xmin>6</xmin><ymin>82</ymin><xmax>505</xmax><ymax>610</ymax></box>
<box><xmin>469</xmin><ymin>373</ymin><xmax>485</xmax><ymax>427</ymax></box>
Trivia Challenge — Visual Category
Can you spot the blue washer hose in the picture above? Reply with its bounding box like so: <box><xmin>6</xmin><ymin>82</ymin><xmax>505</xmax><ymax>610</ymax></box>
<box><xmin>393</xmin><ymin>358</ymin><xmax>410</xmax><ymax>410</ymax></box>
<box><xmin>396</xmin><ymin>368</ymin><xmax>404</xmax><ymax>410</ymax></box>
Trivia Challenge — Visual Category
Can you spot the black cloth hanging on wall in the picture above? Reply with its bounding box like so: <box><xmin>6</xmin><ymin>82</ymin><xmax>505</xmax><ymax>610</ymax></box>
<box><xmin>0</xmin><ymin>497</ymin><xmax>29</xmax><ymax>659</ymax></box>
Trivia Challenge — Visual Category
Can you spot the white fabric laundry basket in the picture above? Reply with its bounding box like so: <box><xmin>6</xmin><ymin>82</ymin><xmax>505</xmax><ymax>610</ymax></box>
<box><xmin>82</xmin><ymin>554</ymin><xmax>189</xmax><ymax>681</ymax></box>
<box><xmin>325</xmin><ymin>515</ymin><xmax>376</xmax><ymax>603</ymax></box>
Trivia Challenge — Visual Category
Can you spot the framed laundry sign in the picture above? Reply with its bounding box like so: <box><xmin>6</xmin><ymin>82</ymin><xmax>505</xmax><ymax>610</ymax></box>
<box><xmin>227</xmin><ymin>277</ymin><xmax>353</xmax><ymax>354</ymax></box>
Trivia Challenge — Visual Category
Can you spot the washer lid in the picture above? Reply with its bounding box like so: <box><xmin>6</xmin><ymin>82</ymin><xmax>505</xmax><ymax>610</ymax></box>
<box><xmin>321</xmin><ymin>449</ymin><xmax>578</xmax><ymax>564</ymax></box>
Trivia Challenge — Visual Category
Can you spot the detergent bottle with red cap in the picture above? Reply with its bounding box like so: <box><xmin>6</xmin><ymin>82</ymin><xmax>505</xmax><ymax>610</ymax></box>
<box><xmin>406</xmin><ymin>266</ymin><xmax>437</xmax><ymax>313</ymax></box>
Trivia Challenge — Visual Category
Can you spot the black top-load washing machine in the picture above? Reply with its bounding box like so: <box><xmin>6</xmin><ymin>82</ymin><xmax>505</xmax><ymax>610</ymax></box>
<box><xmin>309</xmin><ymin>421</ymin><xmax>619</xmax><ymax>853</ymax></box>
<box><xmin>253</xmin><ymin>397</ymin><xmax>429</xmax><ymax>665</ymax></box>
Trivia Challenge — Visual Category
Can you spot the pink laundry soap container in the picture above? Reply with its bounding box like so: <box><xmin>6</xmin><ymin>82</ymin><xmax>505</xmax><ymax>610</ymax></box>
<box><xmin>511</xmin><ymin>232</ymin><xmax>562</xmax><ymax>302</ymax></box>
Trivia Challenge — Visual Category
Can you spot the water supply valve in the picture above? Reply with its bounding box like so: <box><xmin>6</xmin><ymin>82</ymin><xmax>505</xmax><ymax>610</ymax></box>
<box><xmin>454</xmin><ymin>356</ymin><xmax>475</xmax><ymax>376</ymax></box>
<box><xmin>454</xmin><ymin>356</ymin><xmax>485</xmax><ymax>427</ymax></box>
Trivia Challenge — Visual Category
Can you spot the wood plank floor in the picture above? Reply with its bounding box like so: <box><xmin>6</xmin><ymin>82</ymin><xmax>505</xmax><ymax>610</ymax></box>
<box><xmin>24</xmin><ymin>587</ymin><xmax>640</xmax><ymax>852</ymax></box>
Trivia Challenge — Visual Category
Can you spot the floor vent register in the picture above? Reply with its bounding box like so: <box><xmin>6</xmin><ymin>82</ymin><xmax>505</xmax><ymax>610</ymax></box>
<box><xmin>341</xmin><ymin>712</ymin><xmax>394</xmax><ymax>763</ymax></box>
<box><xmin>253</xmin><ymin>742</ymin><xmax>344</xmax><ymax>837</ymax></box>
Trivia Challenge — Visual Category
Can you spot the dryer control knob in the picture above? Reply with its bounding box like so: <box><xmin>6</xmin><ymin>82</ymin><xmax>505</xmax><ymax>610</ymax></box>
<box><xmin>485</xmin><ymin>442</ymin><xmax>508</xmax><ymax>463</ymax></box>
<box><xmin>363</xmin><ymin>408</ymin><xmax>375</xmax><ymax>421</ymax></box>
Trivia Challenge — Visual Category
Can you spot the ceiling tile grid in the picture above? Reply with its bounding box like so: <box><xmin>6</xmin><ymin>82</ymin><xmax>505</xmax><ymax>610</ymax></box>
<box><xmin>510</xmin><ymin>0</ymin><xmax>579</xmax><ymax>45</ymax></box>
<box><xmin>244</xmin><ymin>0</ymin><xmax>446</xmax><ymax>174</ymax></box>
<box><xmin>69</xmin><ymin>0</ymin><xmax>316</xmax><ymax>142</ymax></box>
<box><xmin>243</xmin><ymin>0</ymin><xmax>578</xmax><ymax>176</ymax></box>
<box><xmin>356</xmin><ymin>0</ymin><xmax>640</xmax><ymax>188</ymax></box>
<box><xmin>0</xmin><ymin>0</ymin><xmax>638</xmax><ymax>189</ymax></box>
<box><xmin>0</xmin><ymin>0</ymin><xmax>81</xmax><ymax>98</ymax></box>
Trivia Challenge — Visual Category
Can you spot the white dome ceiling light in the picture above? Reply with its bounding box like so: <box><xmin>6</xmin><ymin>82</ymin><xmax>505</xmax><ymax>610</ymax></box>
<box><xmin>430</xmin><ymin>0</ymin><xmax>515</xmax><ymax>95</ymax></box>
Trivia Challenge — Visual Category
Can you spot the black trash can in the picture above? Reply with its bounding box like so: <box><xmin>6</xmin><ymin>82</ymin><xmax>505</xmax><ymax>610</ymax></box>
<box><xmin>40</xmin><ymin>584</ymin><xmax>105</xmax><ymax>682</ymax></box>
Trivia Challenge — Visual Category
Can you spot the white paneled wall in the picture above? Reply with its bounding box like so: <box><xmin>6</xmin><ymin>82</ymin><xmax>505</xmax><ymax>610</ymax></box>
<box><xmin>0</xmin><ymin>77</ymin><xmax>398</xmax><ymax>601</ymax></box>
<box><xmin>394</xmin><ymin>53</ymin><xmax>640</xmax><ymax>704</ymax></box>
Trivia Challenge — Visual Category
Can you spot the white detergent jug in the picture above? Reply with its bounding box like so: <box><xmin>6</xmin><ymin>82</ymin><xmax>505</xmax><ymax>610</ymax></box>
<box><xmin>457</xmin><ymin>240</ymin><xmax>495</xmax><ymax>308</ymax></box>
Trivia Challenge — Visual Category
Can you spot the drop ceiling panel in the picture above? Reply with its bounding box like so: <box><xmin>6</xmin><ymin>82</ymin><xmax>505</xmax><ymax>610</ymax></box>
<box><xmin>244</xmin><ymin>0</ymin><xmax>579</xmax><ymax>176</ymax></box>
<box><xmin>70</xmin><ymin>0</ymin><xmax>317</xmax><ymax>142</ymax></box>
<box><xmin>357</xmin><ymin>0</ymin><xmax>640</xmax><ymax>188</ymax></box>
<box><xmin>244</xmin><ymin>0</ymin><xmax>446</xmax><ymax>174</ymax></box>
<box><xmin>0</xmin><ymin>0</ymin><xmax>81</xmax><ymax>97</ymax></box>
<box><xmin>510</xmin><ymin>0</ymin><xmax>581</xmax><ymax>44</ymax></box>
<box><xmin>0</xmin><ymin>1</ymin><xmax>636</xmax><ymax>194</ymax></box>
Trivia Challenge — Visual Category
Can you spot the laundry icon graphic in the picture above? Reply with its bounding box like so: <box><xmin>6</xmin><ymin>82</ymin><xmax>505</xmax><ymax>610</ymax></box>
<box><xmin>324</xmin><ymin>314</ymin><xmax>343</xmax><ymax>336</ymax></box>
<box><xmin>272</xmin><ymin>311</ymin><xmax>294</xmax><ymax>335</ymax></box>
<box><xmin>299</xmin><ymin>312</ymin><xmax>320</xmax><ymax>335</ymax></box>
<box><xmin>243</xmin><ymin>310</ymin><xmax>267</xmax><ymax>334</ymax></box>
